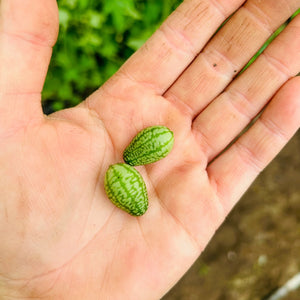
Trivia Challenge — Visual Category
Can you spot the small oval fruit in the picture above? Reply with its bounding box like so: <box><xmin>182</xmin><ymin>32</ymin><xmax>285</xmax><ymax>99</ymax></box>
<box><xmin>104</xmin><ymin>163</ymin><xmax>148</xmax><ymax>216</ymax></box>
<box><xmin>123</xmin><ymin>126</ymin><xmax>174</xmax><ymax>166</ymax></box>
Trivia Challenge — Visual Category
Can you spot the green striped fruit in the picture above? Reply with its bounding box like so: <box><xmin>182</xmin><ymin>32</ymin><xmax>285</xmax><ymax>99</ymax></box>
<box><xmin>123</xmin><ymin>126</ymin><xmax>174</xmax><ymax>166</ymax></box>
<box><xmin>104</xmin><ymin>163</ymin><xmax>148</xmax><ymax>216</ymax></box>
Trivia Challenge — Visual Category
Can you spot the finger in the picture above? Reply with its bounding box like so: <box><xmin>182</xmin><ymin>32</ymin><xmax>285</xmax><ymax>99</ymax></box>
<box><xmin>207</xmin><ymin>77</ymin><xmax>300</xmax><ymax>214</ymax></box>
<box><xmin>110</xmin><ymin>0</ymin><xmax>245</xmax><ymax>95</ymax></box>
<box><xmin>165</xmin><ymin>0</ymin><xmax>300</xmax><ymax>117</ymax></box>
<box><xmin>193</xmin><ymin>14</ymin><xmax>300</xmax><ymax>162</ymax></box>
<box><xmin>0</xmin><ymin>0</ymin><xmax>58</xmax><ymax>120</ymax></box>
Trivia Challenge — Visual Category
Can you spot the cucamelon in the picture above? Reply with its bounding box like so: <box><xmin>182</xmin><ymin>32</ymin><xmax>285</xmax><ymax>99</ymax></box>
<box><xmin>123</xmin><ymin>126</ymin><xmax>174</xmax><ymax>166</ymax></box>
<box><xmin>104</xmin><ymin>163</ymin><xmax>148</xmax><ymax>216</ymax></box>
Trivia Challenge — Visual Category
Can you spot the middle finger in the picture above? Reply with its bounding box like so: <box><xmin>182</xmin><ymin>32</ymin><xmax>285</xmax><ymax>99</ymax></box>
<box><xmin>164</xmin><ymin>0</ymin><xmax>299</xmax><ymax>118</ymax></box>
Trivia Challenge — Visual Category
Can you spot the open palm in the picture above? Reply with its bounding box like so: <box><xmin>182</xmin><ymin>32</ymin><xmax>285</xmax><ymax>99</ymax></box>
<box><xmin>1</xmin><ymin>0</ymin><xmax>299</xmax><ymax>299</ymax></box>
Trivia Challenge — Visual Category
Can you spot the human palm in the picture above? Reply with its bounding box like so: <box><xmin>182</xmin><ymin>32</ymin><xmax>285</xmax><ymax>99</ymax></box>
<box><xmin>0</xmin><ymin>0</ymin><xmax>299</xmax><ymax>299</ymax></box>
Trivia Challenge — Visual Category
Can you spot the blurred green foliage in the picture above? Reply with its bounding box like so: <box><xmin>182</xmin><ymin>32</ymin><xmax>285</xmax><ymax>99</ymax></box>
<box><xmin>42</xmin><ymin>0</ymin><xmax>181</xmax><ymax>112</ymax></box>
<box><xmin>42</xmin><ymin>2</ymin><xmax>299</xmax><ymax>113</ymax></box>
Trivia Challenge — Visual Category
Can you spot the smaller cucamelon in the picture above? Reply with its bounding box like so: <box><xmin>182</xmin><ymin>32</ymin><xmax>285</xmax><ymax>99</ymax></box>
<box><xmin>104</xmin><ymin>163</ymin><xmax>148</xmax><ymax>216</ymax></box>
<box><xmin>123</xmin><ymin>126</ymin><xmax>174</xmax><ymax>166</ymax></box>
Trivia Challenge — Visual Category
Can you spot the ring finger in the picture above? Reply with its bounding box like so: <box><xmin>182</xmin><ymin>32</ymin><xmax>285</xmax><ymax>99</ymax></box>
<box><xmin>164</xmin><ymin>0</ymin><xmax>300</xmax><ymax>118</ymax></box>
<box><xmin>193</xmin><ymin>14</ymin><xmax>300</xmax><ymax>162</ymax></box>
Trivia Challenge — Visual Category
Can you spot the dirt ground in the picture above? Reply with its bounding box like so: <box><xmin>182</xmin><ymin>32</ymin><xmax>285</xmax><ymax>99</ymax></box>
<box><xmin>163</xmin><ymin>130</ymin><xmax>300</xmax><ymax>300</ymax></box>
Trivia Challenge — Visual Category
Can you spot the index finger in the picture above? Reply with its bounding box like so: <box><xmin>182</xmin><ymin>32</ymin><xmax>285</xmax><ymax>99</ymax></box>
<box><xmin>116</xmin><ymin>0</ymin><xmax>245</xmax><ymax>94</ymax></box>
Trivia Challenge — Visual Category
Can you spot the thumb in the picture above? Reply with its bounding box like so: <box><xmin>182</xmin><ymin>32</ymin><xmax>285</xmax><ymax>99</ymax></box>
<box><xmin>0</xmin><ymin>0</ymin><xmax>58</xmax><ymax>125</ymax></box>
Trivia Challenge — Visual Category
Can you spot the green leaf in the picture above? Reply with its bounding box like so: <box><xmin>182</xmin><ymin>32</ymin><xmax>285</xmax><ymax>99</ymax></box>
<box><xmin>44</xmin><ymin>0</ymin><xmax>183</xmax><ymax>112</ymax></box>
<box><xmin>58</xmin><ymin>8</ymin><xmax>70</xmax><ymax>29</ymax></box>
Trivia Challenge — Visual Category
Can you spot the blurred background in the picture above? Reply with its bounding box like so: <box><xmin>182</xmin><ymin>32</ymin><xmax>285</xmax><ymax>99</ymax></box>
<box><xmin>43</xmin><ymin>0</ymin><xmax>181</xmax><ymax>112</ymax></box>
<box><xmin>45</xmin><ymin>1</ymin><xmax>300</xmax><ymax>299</ymax></box>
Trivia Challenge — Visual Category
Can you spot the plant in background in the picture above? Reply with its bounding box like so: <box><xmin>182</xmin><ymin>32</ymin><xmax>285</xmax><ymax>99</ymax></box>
<box><xmin>42</xmin><ymin>0</ymin><xmax>181</xmax><ymax>113</ymax></box>
<box><xmin>43</xmin><ymin>2</ymin><xmax>299</xmax><ymax>113</ymax></box>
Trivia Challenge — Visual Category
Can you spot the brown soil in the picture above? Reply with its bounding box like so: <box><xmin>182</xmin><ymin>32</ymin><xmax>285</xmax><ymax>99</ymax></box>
<box><xmin>163</xmin><ymin>130</ymin><xmax>300</xmax><ymax>300</ymax></box>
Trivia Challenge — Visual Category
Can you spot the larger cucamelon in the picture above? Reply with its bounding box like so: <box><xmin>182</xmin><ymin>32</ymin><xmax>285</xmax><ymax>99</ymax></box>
<box><xmin>123</xmin><ymin>126</ymin><xmax>174</xmax><ymax>166</ymax></box>
<box><xmin>104</xmin><ymin>163</ymin><xmax>148</xmax><ymax>216</ymax></box>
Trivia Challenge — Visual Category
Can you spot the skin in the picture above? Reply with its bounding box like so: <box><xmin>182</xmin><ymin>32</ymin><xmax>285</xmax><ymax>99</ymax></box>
<box><xmin>0</xmin><ymin>0</ymin><xmax>299</xmax><ymax>299</ymax></box>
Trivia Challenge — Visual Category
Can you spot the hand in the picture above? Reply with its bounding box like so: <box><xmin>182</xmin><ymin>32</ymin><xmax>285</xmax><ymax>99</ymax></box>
<box><xmin>0</xmin><ymin>0</ymin><xmax>299</xmax><ymax>299</ymax></box>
